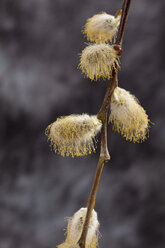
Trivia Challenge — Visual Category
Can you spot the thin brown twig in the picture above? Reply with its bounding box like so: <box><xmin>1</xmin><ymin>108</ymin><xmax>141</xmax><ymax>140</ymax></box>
<box><xmin>78</xmin><ymin>157</ymin><xmax>104</xmax><ymax>248</ymax></box>
<box><xmin>78</xmin><ymin>1</ymin><xmax>131</xmax><ymax>247</ymax></box>
<box><xmin>78</xmin><ymin>74</ymin><xmax>117</xmax><ymax>248</ymax></box>
<box><xmin>116</xmin><ymin>0</ymin><xmax>131</xmax><ymax>45</ymax></box>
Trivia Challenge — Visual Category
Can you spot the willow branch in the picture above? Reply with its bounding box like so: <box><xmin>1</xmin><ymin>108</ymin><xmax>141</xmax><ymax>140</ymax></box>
<box><xmin>97</xmin><ymin>70</ymin><xmax>118</xmax><ymax>121</ymax></box>
<box><xmin>116</xmin><ymin>0</ymin><xmax>131</xmax><ymax>45</ymax></box>
<box><xmin>78</xmin><ymin>1</ymin><xmax>131</xmax><ymax>247</ymax></box>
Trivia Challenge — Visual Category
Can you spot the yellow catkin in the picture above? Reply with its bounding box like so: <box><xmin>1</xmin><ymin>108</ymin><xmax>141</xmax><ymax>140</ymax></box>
<box><xmin>58</xmin><ymin>244</ymin><xmax>80</xmax><ymax>248</ymax></box>
<box><xmin>109</xmin><ymin>87</ymin><xmax>150</xmax><ymax>142</ymax></box>
<box><xmin>45</xmin><ymin>114</ymin><xmax>102</xmax><ymax>157</ymax></box>
<box><xmin>57</xmin><ymin>208</ymin><xmax>99</xmax><ymax>248</ymax></box>
<box><xmin>83</xmin><ymin>12</ymin><xmax>121</xmax><ymax>43</ymax></box>
<box><xmin>79</xmin><ymin>44</ymin><xmax>119</xmax><ymax>81</ymax></box>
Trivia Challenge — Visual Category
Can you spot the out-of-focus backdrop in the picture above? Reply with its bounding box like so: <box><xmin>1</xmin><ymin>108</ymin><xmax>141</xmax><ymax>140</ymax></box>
<box><xmin>0</xmin><ymin>0</ymin><xmax>165</xmax><ymax>248</ymax></box>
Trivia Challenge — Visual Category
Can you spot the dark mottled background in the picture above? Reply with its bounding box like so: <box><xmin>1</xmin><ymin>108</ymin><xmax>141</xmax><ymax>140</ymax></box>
<box><xmin>0</xmin><ymin>0</ymin><xmax>165</xmax><ymax>248</ymax></box>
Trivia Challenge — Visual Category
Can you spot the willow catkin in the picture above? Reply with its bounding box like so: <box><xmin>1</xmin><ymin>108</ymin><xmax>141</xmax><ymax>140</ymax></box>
<box><xmin>109</xmin><ymin>87</ymin><xmax>149</xmax><ymax>142</ymax></box>
<box><xmin>79</xmin><ymin>44</ymin><xmax>119</xmax><ymax>81</ymax></box>
<box><xmin>45</xmin><ymin>114</ymin><xmax>102</xmax><ymax>157</ymax></box>
<box><xmin>57</xmin><ymin>208</ymin><xmax>99</xmax><ymax>248</ymax></box>
<box><xmin>83</xmin><ymin>12</ymin><xmax>121</xmax><ymax>43</ymax></box>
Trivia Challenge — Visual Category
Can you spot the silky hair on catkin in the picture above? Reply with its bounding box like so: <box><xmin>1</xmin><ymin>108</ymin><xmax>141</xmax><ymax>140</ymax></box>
<box><xmin>79</xmin><ymin>44</ymin><xmax>119</xmax><ymax>81</ymax></box>
<box><xmin>45</xmin><ymin>114</ymin><xmax>102</xmax><ymax>157</ymax></box>
<box><xmin>109</xmin><ymin>87</ymin><xmax>149</xmax><ymax>142</ymax></box>
<box><xmin>83</xmin><ymin>12</ymin><xmax>121</xmax><ymax>43</ymax></box>
<box><xmin>57</xmin><ymin>208</ymin><xmax>99</xmax><ymax>248</ymax></box>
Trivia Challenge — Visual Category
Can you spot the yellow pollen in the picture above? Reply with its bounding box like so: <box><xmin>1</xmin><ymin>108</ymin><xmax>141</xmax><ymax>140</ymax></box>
<box><xmin>79</xmin><ymin>44</ymin><xmax>119</xmax><ymax>81</ymax></box>
<box><xmin>45</xmin><ymin>114</ymin><xmax>102</xmax><ymax>157</ymax></box>
<box><xmin>83</xmin><ymin>12</ymin><xmax>121</xmax><ymax>43</ymax></box>
<box><xmin>109</xmin><ymin>87</ymin><xmax>150</xmax><ymax>142</ymax></box>
<box><xmin>57</xmin><ymin>208</ymin><xmax>99</xmax><ymax>248</ymax></box>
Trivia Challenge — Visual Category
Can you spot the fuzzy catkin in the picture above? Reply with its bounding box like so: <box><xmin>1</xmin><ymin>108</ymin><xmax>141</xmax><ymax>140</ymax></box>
<box><xmin>45</xmin><ymin>114</ymin><xmax>102</xmax><ymax>157</ymax></box>
<box><xmin>57</xmin><ymin>244</ymin><xmax>80</xmax><ymax>248</ymax></box>
<box><xmin>57</xmin><ymin>208</ymin><xmax>99</xmax><ymax>248</ymax></box>
<box><xmin>83</xmin><ymin>12</ymin><xmax>121</xmax><ymax>43</ymax></box>
<box><xmin>79</xmin><ymin>44</ymin><xmax>119</xmax><ymax>81</ymax></box>
<box><xmin>109</xmin><ymin>87</ymin><xmax>149</xmax><ymax>142</ymax></box>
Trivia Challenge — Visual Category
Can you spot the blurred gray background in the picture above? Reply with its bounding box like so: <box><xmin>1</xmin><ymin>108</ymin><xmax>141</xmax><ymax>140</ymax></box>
<box><xmin>0</xmin><ymin>0</ymin><xmax>165</xmax><ymax>248</ymax></box>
